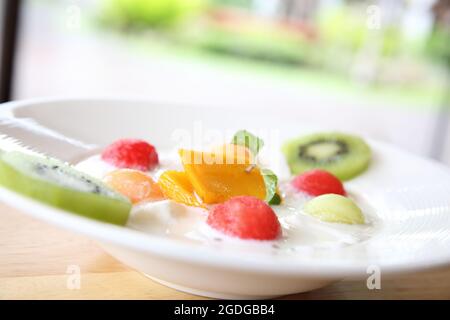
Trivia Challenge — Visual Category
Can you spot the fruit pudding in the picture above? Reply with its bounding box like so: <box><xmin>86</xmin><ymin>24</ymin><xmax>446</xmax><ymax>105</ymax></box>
<box><xmin>0</xmin><ymin>130</ymin><xmax>375</xmax><ymax>253</ymax></box>
<box><xmin>72</xmin><ymin>131</ymin><xmax>376</xmax><ymax>252</ymax></box>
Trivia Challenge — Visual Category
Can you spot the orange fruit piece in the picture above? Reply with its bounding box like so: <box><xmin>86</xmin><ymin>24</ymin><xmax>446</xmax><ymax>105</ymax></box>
<box><xmin>210</xmin><ymin>143</ymin><xmax>254</xmax><ymax>164</ymax></box>
<box><xmin>103</xmin><ymin>169</ymin><xmax>165</xmax><ymax>204</ymax></box>
<box><xmin>158</xmin><ymin>170</ymin><xmax>203</xmax><ymax>207</ymax></box>
<box><xmin>179</xmin><ymin>149</ymin><xmax>266</xmax><ymax>204</ymax></box>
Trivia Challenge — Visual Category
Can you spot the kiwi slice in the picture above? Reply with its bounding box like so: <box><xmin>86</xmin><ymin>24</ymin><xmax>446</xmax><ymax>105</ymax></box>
<box><xmin>0</xmin><ymin>151</ymin><xmax>131</xmax><ymax>225</ymax></box>
<box><xmin>282</xmin><ymin>132</ymin><xmax>371</xmax><ymax>180</ymax></box>
<box><xmin>303</xmin><ymin>194</ymin><xmax>364</xmax><ymax>224</ymax></box>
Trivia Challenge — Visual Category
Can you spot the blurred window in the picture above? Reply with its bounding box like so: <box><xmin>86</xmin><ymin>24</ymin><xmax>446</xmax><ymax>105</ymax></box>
<box><xmin>0</xmin><ymin>2</ymin><xmax>5</xmax><ymax>101</ymax></box>
<box><xmin>8</xmin><ymin>0</ymin><xmax>450</xmax><ymax>164</ymax></box>
<box><xmin>0</xmin><ymin>0</ymin><xmax>21</xmax><ymax>102</ymax></box>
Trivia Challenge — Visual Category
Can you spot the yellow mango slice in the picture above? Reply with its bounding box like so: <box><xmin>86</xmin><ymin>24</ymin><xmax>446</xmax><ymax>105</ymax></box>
<box><xmin>179</xmin><ymin>149</ymin><xmax>266</xmax><ymax>204</ymax></box>
<box><xmin>210</xmin><ymin>143</ymin><xmax>254</xmax><ymax>165</ymax></box>
<box><xmin>158</xmin><ymin>170</ymin><xmax>203</xmax><ymax>208</ymax></box>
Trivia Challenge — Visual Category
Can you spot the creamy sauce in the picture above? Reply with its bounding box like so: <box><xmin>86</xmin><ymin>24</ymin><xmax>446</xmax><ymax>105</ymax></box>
<box><xmin>76</xmin><ymin>151</ymin><xmax>376</xmax><ymax>252</ymax></box>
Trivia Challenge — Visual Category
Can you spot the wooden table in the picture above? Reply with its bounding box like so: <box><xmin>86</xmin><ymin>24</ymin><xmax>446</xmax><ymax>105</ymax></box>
<box><xmin>1</xmin><ymin>203</ymin><xmax>449</xmax><ymax>300</ymax></box>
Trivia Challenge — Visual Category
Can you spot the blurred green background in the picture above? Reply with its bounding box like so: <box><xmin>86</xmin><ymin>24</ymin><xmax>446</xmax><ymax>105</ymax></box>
<box><xmin>94</xmin><ymin>0</ymin><xmax>449</xmax><ymax>107</ymax></box>
<box><xmin>11</xmin><ymin>0</ymin><xmax>450</xmax><ymax>164</ymax></box>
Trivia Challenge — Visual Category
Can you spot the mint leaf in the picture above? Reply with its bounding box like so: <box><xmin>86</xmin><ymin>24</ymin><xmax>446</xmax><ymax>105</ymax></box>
<box><xmin>261</xmin><ymin>168</ymin><xmax>281</xmax><ymax>205</ymax></box>
<box><xmin>268</xmin><ymin>193</ymin><xmax>282</xmax><ymax>205</ymax></box>
<box><xmin>232</xmin><ymin>130</ymin><xmax>264</xmax><ymax>156</ymax></box>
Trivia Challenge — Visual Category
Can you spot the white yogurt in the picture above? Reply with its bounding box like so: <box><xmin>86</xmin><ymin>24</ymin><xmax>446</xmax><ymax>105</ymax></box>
<box><xmin>76</xmin><ymin>150</ymin><xmax>182</xmax><ymax>180</ymax></box>
<box><xmin>76</xmin><ymin>151</ymin><xmax>376</xmax><ymax>253</ymax></box>
<box><xmin>76</xmin><ymin>154</ymin><xmax>116</xmax><ymax>179</ymax></box>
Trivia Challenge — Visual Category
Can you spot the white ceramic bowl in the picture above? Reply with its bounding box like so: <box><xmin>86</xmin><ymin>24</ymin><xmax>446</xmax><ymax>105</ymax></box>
<box><xmin>0</xmin><ymin>98</ymin><xmax>449</xmax><ymax>299</ymax></box>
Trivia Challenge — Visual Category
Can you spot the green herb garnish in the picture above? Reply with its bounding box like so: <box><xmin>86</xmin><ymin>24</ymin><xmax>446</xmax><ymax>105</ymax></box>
<box><xmin>268</xmin><ymin>193</ymin><xmax>282</xmax><ymax>205</ymax></box>
<box><xmin>233</xmin><ymin>130</ymin><xmax>281</xmax><ymax>205</ymax></box>
<box><xmin>232</xmin><ymin>130</ymin><xmax>264</xmax><ymax>156</ymax></box>
<box><xmin>261</xmin><ymin>168</ymin><xmax>281</xmax><ymax>205</ymax></box>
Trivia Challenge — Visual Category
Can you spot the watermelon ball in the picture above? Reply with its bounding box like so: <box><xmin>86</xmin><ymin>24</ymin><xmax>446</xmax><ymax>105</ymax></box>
<box><xmin>101</xmin><ymin>139</ymin><xmax>159</xmax><ymax>171</ymax></box>
<box><xmin>207</xmin><ymin>196</ymin><xmax>281</xmax><ymax>240</ymax></box>
<box><xmin>291</xmin><ymin>169</ymin><xmax>346</xmax><ymax>196</ymax></box>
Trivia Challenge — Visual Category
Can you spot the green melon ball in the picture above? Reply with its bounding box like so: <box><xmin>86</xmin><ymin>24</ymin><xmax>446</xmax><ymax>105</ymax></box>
<box><xmin>303</xmin><ymin>194</ymin><xmax>364</xmax><ymax>224</ymax></box>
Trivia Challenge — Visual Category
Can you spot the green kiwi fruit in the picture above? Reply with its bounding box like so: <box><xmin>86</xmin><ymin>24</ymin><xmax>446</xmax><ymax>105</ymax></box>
<box><xmin>282</xmin><ymin>132</ymin><xmax>371</xmax><ymax>180</ymax></box>
<box><xmin>0</xmin><ymin>151</ymin><xmax>131</xmax><ymax>225</ymax></box>
<box><xmin>303</xmin><ymin>194</ymin><xmax>364</xmax><ymax>224</ymax></box>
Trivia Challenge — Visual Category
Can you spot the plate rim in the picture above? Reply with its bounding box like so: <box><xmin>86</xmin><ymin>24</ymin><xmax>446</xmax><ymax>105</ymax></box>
<box><xmin>1</xmin><ymin>97</ymin><xmax>450</xmax><ymax>278</ymax></box>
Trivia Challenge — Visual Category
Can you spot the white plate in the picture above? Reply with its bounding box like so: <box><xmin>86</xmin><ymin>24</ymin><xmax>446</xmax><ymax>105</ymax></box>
<box><xmin>0</xmin><ymin>97</ymin><xmax>450</xmax><ymax>299</ymax></box>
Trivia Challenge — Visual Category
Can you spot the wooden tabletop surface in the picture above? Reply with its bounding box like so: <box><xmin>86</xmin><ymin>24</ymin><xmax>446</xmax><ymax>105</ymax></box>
<box><xmin>0</xmin><ymin>203</ymin><xmax>449</xmax><ymax>300</ymax></box>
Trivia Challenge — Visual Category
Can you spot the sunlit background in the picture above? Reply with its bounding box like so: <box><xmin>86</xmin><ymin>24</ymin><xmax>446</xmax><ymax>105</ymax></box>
<box><xmin>2</xmin><ymin>0</ymin><xmax>450</xmax><ymax>164</ymax></box>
